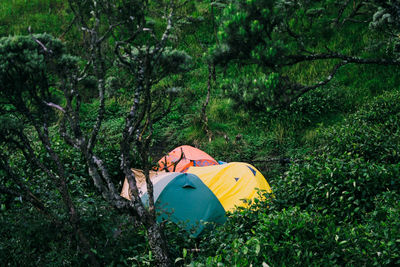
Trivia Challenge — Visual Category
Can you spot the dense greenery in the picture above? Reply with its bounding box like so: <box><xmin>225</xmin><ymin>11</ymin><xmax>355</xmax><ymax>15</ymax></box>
<box><xmin>1</xmin><ymin>0</ymin><xmax>400</xmax><ymax>266</ymax></box>
<box><xmin>193</xmin><ymin>90</ymin><xmax>400</xmax><ymax>266</ymax></box>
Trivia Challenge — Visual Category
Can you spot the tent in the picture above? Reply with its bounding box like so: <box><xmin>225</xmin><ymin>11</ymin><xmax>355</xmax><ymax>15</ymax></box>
<box><xmin>156</xmin><ymin>145</ymin><xmax>218</xmax><ymax>172</ymax></box>
<box><xmin>187</xmin><ymin>162</ymin><xmax>272</xmax><ymax>211</ymax></box>
<box><xmin>141</xmin><ymin>172</ymin><xmax>226</xmax><ymax>237</ymax></box>
<box><xmin>120</xmin><ymin>168</ymin><xmax>165</xmax><ymax>199</ymax></box>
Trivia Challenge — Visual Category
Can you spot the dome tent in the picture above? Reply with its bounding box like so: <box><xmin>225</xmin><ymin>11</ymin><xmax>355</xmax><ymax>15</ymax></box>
<box><xmin>120</xmin><ymin>168</ymin><xmax>165</xmax><ymax>199</ymax></box>
<box><xmin>187</xmin><ymin>162</ymin><xmax>272</xmax><ymax>211</ymax></box>
<box><xmin>141</xmin><ymin>172</ymin><xmax>226</xmax><ymax>237</ymax></box>
<box><xmin>156</xmin><ymin>145</ymin><xmax>218</xmax><ymax>172</ymax></box>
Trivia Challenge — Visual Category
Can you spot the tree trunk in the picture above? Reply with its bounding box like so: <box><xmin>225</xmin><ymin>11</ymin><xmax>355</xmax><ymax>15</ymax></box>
<box><xmin>146</xmin><ymin>221</ymin><xmax>171</xmax><ymax>267</ymax></box>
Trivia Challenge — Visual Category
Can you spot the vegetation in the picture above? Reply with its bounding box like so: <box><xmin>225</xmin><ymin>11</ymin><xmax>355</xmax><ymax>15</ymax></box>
<box><xmin>1</xmin><ymin>0</ymin><xmax>400</xmax><ymax>266</ymax></box>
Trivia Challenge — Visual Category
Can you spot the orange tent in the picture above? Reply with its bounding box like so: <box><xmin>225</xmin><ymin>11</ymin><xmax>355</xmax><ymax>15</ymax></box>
<box><xmin>156</xmin><ymin>145</ymin><xmax>218</xmax><ymax>172</ymax></box>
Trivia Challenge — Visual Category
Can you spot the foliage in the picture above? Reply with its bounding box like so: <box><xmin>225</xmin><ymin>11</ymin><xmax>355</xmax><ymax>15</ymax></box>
<box><xmin>274</xmin><ymin>155</ymin><xmax>400</xmax><ymax>222</ymax></box>
<box><xmin>191</xmin><ymin>191</ymin><xmax>400</xmax><ymax>266</ymax></box>
<box><xmin>316</xmin><ymin>89</ymin><xmax>400</xmax><ymax>163</ymax></box>
<box><xmin>189</xmin><ymin>79</ymin><xmax>400</xmax><ymax>266</ymax></box>
<box><xmin>0</xmin><ymin>1</ymin><xmax>193</xmax><ymax>265</ymax></box>
<box><xmin>0</xmin><ymin>195</ymin><xmax>155</xmax><ymax>266</ymax></box>
<box><xmin>273</xmin><ymin>90</ymin><xmax>400</xmax><ymax>220</ymax></box>
<box><xmin>1</xmin><ymin>0</ymin><xmax>400</xmax><ymax>266</ymax></box>
<box><xmin>212</xmin><ymin>0</ymin><xmax>400</xmax><ymax>109</ymax></box>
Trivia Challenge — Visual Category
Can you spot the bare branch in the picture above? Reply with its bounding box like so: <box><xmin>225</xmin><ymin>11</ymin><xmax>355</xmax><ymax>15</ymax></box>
<box><xmin>59</xmin><ymin>116</ymin><xmax>81</xmax><ymax>149</ymax></box>
<box><xmin>124</xmin><ymin>166</ymin><xmax>149</xmax><ymax>220</ymax></box>
<box><xmin>0</xmin><ymin>156</ymin><xmax>59</xmax><ymax>223</ymax></box>
<box><xmin>87</xmin><ymin>75</ymin><xmax>106</xmax><ymax>152</ymax></box>
<box><xmin>77</xmin><ymin>59</ymin><xmax>93</xmax><ymax>81</ymax></box>
<box><xmin>151</xmin><ymin>93</ymin><xmax>174</xmax><ymax>124</ymax></box>
<box><xmin>335</xmin><ymin>0</ymin><xmax>352</xmax><ymax>26</ymax></box>
<box><xmin>59</xmin><ymin>15</ymin><xmax>78</xmax><ymax>40</ymax></box>
<box><xmin>341</xmin><ymin>0</ymin><xmax>367</xmax><ymax>26</ymax></box>
<box><xmin>28</xmin><ymin>27</ymin><xmax>53</xmax><ymax>54</ymax></box>
<box><xmin>92</xmin><ymin>155</ymin><xmax>118</xmax><ymax>196</ymax></box>
<box><xmin>285</xmin><ymin>52</ymin><xmax>400</xmax><ymax>67</ymax></box>
<box><xmin>293</xmin><ymin>61</ymin><xmax>348</xmax><ymax>100</ymax></box>
<box><xmin>153</xmin><ymin>8</ymin><xmax>174</xmax><ymax>56</ymax></box>
<box><xmin>97</xmin><ymin>22</ymin><xmax>124</xmax><ymax>44</ymax></box>
<box><xmin>43</xmin><ymin>101</ymin><xmax>66</xmax><ymax>113</ymax></box>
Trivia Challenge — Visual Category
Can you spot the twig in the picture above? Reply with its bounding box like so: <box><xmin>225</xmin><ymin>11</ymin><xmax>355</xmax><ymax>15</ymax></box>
<box><xmin>28</xmin><ymin>26</ymin><xmax>53</xmax><ymax>54</ymax></box>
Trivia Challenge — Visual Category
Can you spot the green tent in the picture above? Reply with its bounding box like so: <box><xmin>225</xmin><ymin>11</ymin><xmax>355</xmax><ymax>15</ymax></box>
<box><xmin>141</xmin><ymin>173</ymin><xmax>226</xmax><ymax>237</ymax></box>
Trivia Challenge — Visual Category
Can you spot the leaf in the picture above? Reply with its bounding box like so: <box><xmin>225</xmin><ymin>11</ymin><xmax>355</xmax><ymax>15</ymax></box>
<box><xmin>255</xmin><ymin>243</ymin><xmax>261</xmax><ymax>255</ymax></box>
<box><xmin>175</xmin><ymin>257</ymin><xmax>184</xmax><ymax>264</ymax></box>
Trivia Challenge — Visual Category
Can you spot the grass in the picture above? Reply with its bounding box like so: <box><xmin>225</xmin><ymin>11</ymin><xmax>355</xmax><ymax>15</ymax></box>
<box><xmin>0</xmin><ymin>0</ymin><xmax>68</xmax><ymax>37</ymax></box>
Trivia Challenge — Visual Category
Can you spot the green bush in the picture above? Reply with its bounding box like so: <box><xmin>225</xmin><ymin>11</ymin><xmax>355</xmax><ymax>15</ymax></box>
<box><xmin>189</xmin><ymin>88</ymin><xmax>400</xmax><ymax>266</ymax></box>
<box><xmin>274</xmin><ymin>155</ymin><xmax>400</xmax><ymax>222</ymax></box>
<box><xmin>192</xmin><ymin>204</ymin><xmax>355</xmax><ymax>266</ymax></box>
<box><xmin>316</xmin><ymin>90</ymin><xmax>400</xmax><ymax>163</ymax></box>
<box><xmin>191</xmin><ymin>191</ymin><xmax>400</xmax><ymax>266</ymax></box>
<box><xmin>273</xmin><ymin>90</ymin><xmax>400</xmax><ymax>221</ymax></box>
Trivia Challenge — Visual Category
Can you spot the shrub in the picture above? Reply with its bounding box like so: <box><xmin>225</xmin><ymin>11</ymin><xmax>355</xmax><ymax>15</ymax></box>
<box><xmin>316</xmin><ymin>90</ymin><xmax>400</xmax><ymax>163</ymax></box>
<box><xmin>191</xmin><ymin>191</ymin><xmax>400</xmax><ymax>266</ymax></box>
<box><xmin>273</xmin><ymin>155</ymin><xmax>400</xmax><ymax>222</ymax></box>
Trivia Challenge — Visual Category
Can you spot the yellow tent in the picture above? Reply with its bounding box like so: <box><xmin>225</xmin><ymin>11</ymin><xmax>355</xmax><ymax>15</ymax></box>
<box><xmin>187</xmin><ymin>162</ymin><xmax>272</xmax><ymax>211</ymax></box>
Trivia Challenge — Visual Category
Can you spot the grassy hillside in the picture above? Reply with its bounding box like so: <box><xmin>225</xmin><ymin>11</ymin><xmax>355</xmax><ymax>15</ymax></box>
<box><xmin>1</xmin><ymin>0</ymin><xmax>399</xmax><ymax>266</ymax></box>
<box><xmin>0</xmin><ymin>0</ymin><xmax>68</xmax><ymax>36</ymax></box>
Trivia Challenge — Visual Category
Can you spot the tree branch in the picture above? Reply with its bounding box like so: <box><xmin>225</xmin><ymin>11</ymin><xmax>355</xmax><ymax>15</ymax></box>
<box><xmin>0</xmin><ymin>156</ymin><xmax>60</xmax><ymax>223</ymax></box>
<box><xmin>293</xmin><ymin>61</ymin><xmax>348</xmax><ymax>100</ymax></box>
<box><xmin>43</xmin><ymin>101</ymin><xmax>66</xmax><ymax>113</ymax></box>
<box><xmin>59</xmin><ymin>15</ymin><xmax>78</xmax><ymax>40</ymax></box>
<box><xmin>335</xmin><ymin>0</ymin><xmax>352</xmax><ymax>26</ymax></box>
<box><xmin>28</xmin><ymin>28</ymin><xmax>53</xmax><ymax>54</ymax></box>
<box><xmin>285</xmin><ymin>52</ymin><xmax>400</xmax><ymax>67</ymax></box>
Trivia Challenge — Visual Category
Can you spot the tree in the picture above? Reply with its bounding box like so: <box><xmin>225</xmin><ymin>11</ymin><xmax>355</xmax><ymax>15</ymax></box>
<box><xmin>0</xmin><ymin>0</ymin><xmax>191</xmax><ymax>265</ymax></box>
<box><xmin>0</xmin><ymin>34</ymin><xmax>100</xmax><ymax>266</ymax></box>
<box><xmin>212</xmin><ymin>0</ymin><xmax>400</xmax><ymax>109</ymax></box>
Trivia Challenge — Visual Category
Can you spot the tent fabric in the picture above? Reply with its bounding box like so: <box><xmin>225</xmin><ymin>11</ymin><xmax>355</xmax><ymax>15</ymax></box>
<box><xmin>187</xmin><ymin>162</ymin><xmax>272</xmax><ymax>211</ymax></box>
<box><xmin>156</xmin><ymin>145</ymin><xmax>218</xmax><ymax>173</ymax></box>
<box><xmin>141</xmin><ymin>173</ymin><xmax>226</xmax><ymax>237</ymax></box>
<box><xmin>141</xmin><ymin>172</ymin><xmax>180</xmax><ymax>201</ymax></box>
<box><xmin>120</xmin><ymin>168</ymin><xmax>166</xmax><ymax>200</ymax></box>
